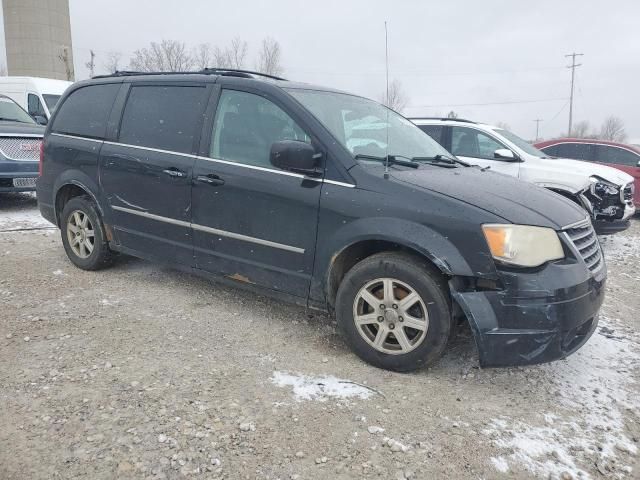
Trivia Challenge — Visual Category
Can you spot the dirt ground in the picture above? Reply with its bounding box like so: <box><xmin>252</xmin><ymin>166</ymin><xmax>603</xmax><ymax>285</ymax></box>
<box><xmin>1</xmin><ymin>192</ymin><xmax>638</xmax><ymax>480</ymax></box>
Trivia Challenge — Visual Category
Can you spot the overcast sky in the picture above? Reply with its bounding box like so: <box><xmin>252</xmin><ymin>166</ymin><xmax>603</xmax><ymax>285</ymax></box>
<box><xmin>6</xmin><ymin>0</ymin><xmax>640</xmax><ymax>140</ymax></box>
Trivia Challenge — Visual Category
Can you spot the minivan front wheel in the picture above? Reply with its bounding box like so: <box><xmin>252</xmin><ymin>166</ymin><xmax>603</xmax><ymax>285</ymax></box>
<box><xmin>60</xmin><ymin>196</ymin><xmax>113</xmax><ymax>270</ymax></box>
<box><xmin>336</xmin><ymin>252</ymin><xmax>451</xmax><ymax>372</ymax></box>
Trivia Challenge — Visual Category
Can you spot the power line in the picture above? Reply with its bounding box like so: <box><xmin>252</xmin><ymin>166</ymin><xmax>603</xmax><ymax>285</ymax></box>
<box><xmin>405</xmin><ymin>97</ymin><xmax>568</xmax><ymax>109</ymax></box>
<box><xmin>565</xmin><ymin>52</ymin><xmax>583</xmax><ymax>136</ymax></box>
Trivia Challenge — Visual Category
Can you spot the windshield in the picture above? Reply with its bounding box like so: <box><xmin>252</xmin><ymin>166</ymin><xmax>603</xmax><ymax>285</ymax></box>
<box><xmin>494</xmin><ymin>128</ymin><xmax>548</xmax><ymax>158</ymax></box>
<box><xmin>286</xmin><ymin>89</ymin><xmax>452</xmax><ymax>165</ymax></box>
<box><xmin>0</xmin><ymin>96</ymin><xmax>36</xmax><ymax>124</ymax></box>
<box><xmin>42</xmin><ymin>94</ymin><xmax>61</xmax><ymax>111</ymax></box>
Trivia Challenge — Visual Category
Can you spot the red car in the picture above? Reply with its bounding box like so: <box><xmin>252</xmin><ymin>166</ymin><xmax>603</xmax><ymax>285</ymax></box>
<box><xmin>535</xmin><ymin>138</ymin><xmax>640</xmax><ymax>208</ymax></box>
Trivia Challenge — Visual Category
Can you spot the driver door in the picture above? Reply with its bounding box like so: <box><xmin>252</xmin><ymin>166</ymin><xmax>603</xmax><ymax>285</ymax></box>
<box><xmin>191</xmin><ymin>88</ymin><xmax>323</xmax><ymax>298</ymax></box>
<box><xmin>450</xmin><ymin>126</ymin><xmax>521</xmax><ymax>177</ymax></box>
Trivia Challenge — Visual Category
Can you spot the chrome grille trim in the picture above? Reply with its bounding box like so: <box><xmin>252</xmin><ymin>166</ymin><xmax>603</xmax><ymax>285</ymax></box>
<box><xmin>563</xmin><ymin>220</ymin><xmax>603</xmax><ymax>273</ymax></box>
<box><xmin>0</xmin><ymin>137</ymin><xmax>42</xmax><ymax>161</ymax></box>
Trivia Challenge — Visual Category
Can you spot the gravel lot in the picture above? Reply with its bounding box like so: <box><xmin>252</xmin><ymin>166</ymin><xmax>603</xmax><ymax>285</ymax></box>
<box><xmin>1</xmin><ymin>192</ymin><xmax>638</xmax><ymax>480</ymax></box>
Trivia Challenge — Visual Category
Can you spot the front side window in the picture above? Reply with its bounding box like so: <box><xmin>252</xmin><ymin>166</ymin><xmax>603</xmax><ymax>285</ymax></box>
<box><xmin>451</xmin><ymin>126</ymin><xmax>505</xmax><ymax>159</ymax></box>
<box><xmin>52</xmin><ymin>84</ymin><xmax>120</xmax><ymax>139</ymax></box>
<box><xmin>119</xmin><ymin>85</ymin><xmax>209</xmax><ymax>154</ymax></box>
<box><xmin>286</xmin><ymin>89</ymin><xmax>451</xmax><ymax>166</ymax></box>
<box><xmin>210</xmin><ymin>89</ymin><xmax>310</xmax><ymax>168</ymax></box>
<box><xmin>0</xmin><ymin>96</ymin><xmax>35</xmax><ymax>124</ymax></box>
<box><xmin>28</xmin><ymin>94</ymin><xmax>46</xmax><ymax>117</ymax></box>
<box><xmin>598</xmin><ymin>145</ymin><xmax>639</xmax><ymax>166</ymax></box>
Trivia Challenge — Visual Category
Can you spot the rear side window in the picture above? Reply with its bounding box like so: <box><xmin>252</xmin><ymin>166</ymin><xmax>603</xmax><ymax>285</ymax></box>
<box><xmin>417</xmin><ymin>125</ymin><xmax>445</xmax><ymax>146</ymax></box>
<box><xmin>596</xmin><ymin>145</ymin><xmax>639</xmax><ymax>166</ymax></box>
<box><xmin>540</xmin><ymin>145</ymin><xmax>561</xmax><ymax>156</ymax></box>
<box><xmin>552</xmin><ymin>143</ymin><xmax>594</xmax><ymax>160</ymax></box>
<box><xmin>52</xmin><ymin>84</ymin><xmax>120</xmax><ymax>139</ymax></box>
<box><xmin>119</xmin><ymin>85</ymin><xmax>209</xmax><ymax>154</ymax></box>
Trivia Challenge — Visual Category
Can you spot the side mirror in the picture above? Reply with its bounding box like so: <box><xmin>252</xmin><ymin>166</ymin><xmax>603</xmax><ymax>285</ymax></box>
<box><xmin>494</xmin><ymin>148</ymin><xmax>519</xmax><ymax>161</ymax></box>
<box><xmin>270</xmin><ymin>140</ymin><xmax>321</xmax><ymax>175</ymax></box>
<box><xmin>33</xmin><ymin>115</ymin><xmax>48</xmax><ymax>125</ymax></box>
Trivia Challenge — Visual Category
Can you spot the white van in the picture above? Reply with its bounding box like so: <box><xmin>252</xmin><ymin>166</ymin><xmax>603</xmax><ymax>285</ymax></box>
<box><xmin>0</xmin><ymin>76</ymin><xmax>72</xmax><ymax>123</ymax></box>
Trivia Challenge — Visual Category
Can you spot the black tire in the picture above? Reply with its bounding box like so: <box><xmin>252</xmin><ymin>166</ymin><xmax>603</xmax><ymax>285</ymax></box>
<box><xmin>335</xmin><ymin>252</ymin><xmax>451</xmax><ymax>372</ymax></box>
<box><xmin>60</xmin><ymin>195</ymin><xmax>114</xmax><ymax>270</ymax></box>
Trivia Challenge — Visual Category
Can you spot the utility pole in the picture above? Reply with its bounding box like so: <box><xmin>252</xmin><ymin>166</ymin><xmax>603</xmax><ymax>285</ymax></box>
<box><xmin>85</xmin><ymin>49</ymin><xmax>96</xmax><ymax>78</ymax></box>
<box><xmin>565</xmin><ymin>52</ymin><xmax>583</xmax><ymax>136</ymax></box>
<box><xmin>533</xmin><ymin>119</ymin><xmax>543</xmax><ymax>141</ymax></box>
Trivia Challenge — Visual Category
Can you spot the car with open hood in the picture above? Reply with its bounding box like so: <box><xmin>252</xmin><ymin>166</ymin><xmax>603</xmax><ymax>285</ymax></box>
<box><xmin>411</xmin><ymin>118</ymin><xmax>635</xmax><ymax>234</ymax></box>
<box><xmin>0</xmin><ymin>94</ymin><xmax>44</xmax><ymax>193</ymax></box>
<box><xmin>37</xmin><ymin>70</ymin><xmax>605</xmax><ymax>371</ymax></box>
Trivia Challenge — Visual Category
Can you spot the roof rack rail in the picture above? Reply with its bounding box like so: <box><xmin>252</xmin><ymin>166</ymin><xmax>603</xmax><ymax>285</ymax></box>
<box><xmin>409</xmin><ymin>117</ymin><xmax>476</xmax><ymax>124</ymax></box>
<box><xmin>93</xmin><ymin>68</ymin><xmax>287</xmax><ymax>81</ymax></box>
<box><xmin>200</xmin><ymin>68</ymin><xmax>287</xmax><ymax>81</ymax></box>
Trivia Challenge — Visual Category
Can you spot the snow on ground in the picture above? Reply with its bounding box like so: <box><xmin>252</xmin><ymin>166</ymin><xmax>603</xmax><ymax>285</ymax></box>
<box><xmin>600</xmin><ymin>234</ymin><xmax>640</xmax><ymax>261</ymax></box>
<box><xmin>483</xmin><ymin>316</ymin><xmax>639</xmax><ymax>479</ymax></box>
<box><xmin>0</xmin><ymin>193</ymin><xmax>51</xmax><ymax>231</ymax></box>
<box><xmin>271</xmin><ymin>371</ymin><xmax>375</xmax><ymax>402</ymax></box>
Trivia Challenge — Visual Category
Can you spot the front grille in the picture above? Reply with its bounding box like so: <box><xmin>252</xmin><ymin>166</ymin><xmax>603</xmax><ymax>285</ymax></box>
<box><xmin>622</xmin><ymin>182</ymin><xmax>634</xmax><ymax>203</ymax></box>
<box><xmin>565</xmin><ymin>221</ymin><xmax>603</xmax><ymax>272</ymax></box>
<box><xmin>0</xmin><ymin>137</ymin><xmax>42</xmax><ymax>161</ymax></box>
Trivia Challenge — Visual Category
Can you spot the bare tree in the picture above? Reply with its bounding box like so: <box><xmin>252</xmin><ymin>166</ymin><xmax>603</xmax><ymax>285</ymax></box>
<box><xmin>496</xmin><ymin>122</ymin><xmax>511</xmax><ymax>131</ymax></box>
<box><xmin>129</xmin><ymin>40</ymin><xmax>194</xmax><ymax>72</ymax></box>
<box><xmin>379</xmin><ymin>79</ymin><xmax>408</xmax><ymax>112</ymax></box>
<box><xmin>571</xmin><ymin>120</ymin><xmax>591</xmax><ymax>138</ymax></box>
<box><xmin>212</xmin><ymin>46</ymin><xmax>232</xmax><ymax>68</ymax></box>
<box><xmin>103</xmin><ymin>51</ymin><xmax>123</xmax><ymax>74</ymax></box>
<box><xmin>58</xmin><ymin>46</ymin><xmax>74</xmax><ymax>81</ymax></box>
<box><xmin>599</xmin><ymin>116</ymin><xmax>627</xmax><ymax>142</ymax></box>
<box><xmin>194</xmin><ymin>43</ymin><xmax>213</xmax><ymax>70</ymax></box>
<box><xmin>229</xmin><ymin>37</ymin><xmax>248</xmax><ymax>69</ymax></box>
<box><xmin>446</xmin><ymin>110</ymin><xmax>458</xmax><ymax>119</ymax></box>
<box><xmin>255</xmin><ymin>37</ymin><xmax>284</xmax><ymax>76</ymax></box>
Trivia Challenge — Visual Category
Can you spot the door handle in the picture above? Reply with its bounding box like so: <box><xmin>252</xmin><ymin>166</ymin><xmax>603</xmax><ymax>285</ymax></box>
<box><xmin>162</xmin><ymin>167</ymin><xmax>187</xmax><ymax>178</ymax></box>
<box><xmin>196</xmin><ymin>174</ymin><xmax>225</xmax><ymax>186</ymax></box>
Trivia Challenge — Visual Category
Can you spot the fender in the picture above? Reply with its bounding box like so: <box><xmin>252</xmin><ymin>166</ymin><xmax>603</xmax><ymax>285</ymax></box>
<box><xmin>52</xmin><ymin>169</ymin><xmax>103</xmax><ymax>225</ymax></box>
<box><xmin>309</xmin><ymin>216</ymin><xmax>483</xmax><ymax>308</ymax></box>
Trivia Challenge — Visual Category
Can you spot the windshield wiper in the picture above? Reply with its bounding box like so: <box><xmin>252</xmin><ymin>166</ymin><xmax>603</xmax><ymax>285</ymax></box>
<box><xmin>354</xmin><ymin>154</ymin><xmax>419</xmax><ymax>169</ymax></box>
<box><xmin>412</xmin><ymin>154</ymin><xmax>469</xmax><ymax>167</ymax></box>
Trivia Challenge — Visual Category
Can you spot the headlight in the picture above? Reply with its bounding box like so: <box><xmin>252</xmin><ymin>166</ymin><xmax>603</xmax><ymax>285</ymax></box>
<box><xmin>589</xmin><ymin>176</ymin><xmax>619</xmax><ymax>197</ymax></box>
<box><xmin>482</xmin><ymin>224</ymin><xmax>565</xmax><ymax>267</ymax></box>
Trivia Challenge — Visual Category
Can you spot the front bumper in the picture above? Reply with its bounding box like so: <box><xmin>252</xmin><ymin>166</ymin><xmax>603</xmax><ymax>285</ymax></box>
<box><xmin>452</xmin><ymin>259</ymin><xmax>606</xmax><ymax>367</ymax></box>
<box><xmin>594</xmin><ymin>203</ymin><xmax>635</xmax><ymax>234</ymax></box>
<box><xmin>0</xmin><ymin>160</ymin><xmax>38</xmax><ymax>192</ymax></box>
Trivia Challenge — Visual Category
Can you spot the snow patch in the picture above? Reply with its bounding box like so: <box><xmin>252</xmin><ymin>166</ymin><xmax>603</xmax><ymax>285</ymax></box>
<box><xmin>484</xmin><ymin>316</ymin><xmax>639</xmax><ymax>478</ymax></box>
<box><xmin>271</xmin><ymin>371</ymin><xmax>373</xmax><ymax>402</ymax></box>
<box><xmin>0</xmin><ymin>208</ymin><xmax>51</xmax><ymax>231</ymax></box>
<box><xmin>490</xmin><ymin>456</ymin><xmax>509</xmax><ymax>473</ymax></box>
<box><xmin>600</xmin><ymin>234</ymin><xmax>640</xmax><ymax>262</ymax></box>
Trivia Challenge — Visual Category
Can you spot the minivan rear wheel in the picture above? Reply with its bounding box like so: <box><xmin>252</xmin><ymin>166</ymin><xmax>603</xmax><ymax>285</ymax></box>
<box><xmin>60</xmin><ymin>196</ymin><xmax>113</xmax><ymax>270</ymax></box>
<box><xmin>335</xmin><ymin>252</ymin><xmax>451</xmax><ymax>372</ymax></box>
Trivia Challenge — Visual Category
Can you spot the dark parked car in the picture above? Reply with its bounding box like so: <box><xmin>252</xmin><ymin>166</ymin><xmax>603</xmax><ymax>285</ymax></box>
<box><xmin>0</xmin><ymin>94</ymin><xmax>44</xmax><ymax>193</ymax></box>
<box><xmin>37</xmin><ymin>70</ymin><xmax>606</xmax><ymax>371</ymax></box>
<box><xmin>535</xmin><ymin>138</ymin><xmax>640</xmax><ymax>208</ymax></box>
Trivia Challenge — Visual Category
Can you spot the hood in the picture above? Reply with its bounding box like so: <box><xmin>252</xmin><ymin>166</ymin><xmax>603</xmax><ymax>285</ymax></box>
<box><xmin>0</xmin><ymin>121</ymin><xmax>45</xmax><ymax>136</ymax></box>
<box><xmin>523</xmin><ymin>156</ymin><xmax>634</xmax><ymax>190</ymax></box>
<box><xmin>392</xmin><ymin>166</ymin><xmax>587</xmax><ymax>230</ymax></box>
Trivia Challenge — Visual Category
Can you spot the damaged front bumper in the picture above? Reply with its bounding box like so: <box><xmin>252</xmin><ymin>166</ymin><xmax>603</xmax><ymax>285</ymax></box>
<box><xmin>451</xmin><ymin>259</ymin><xmax>606</xmax><ymax>368</ymax></box>
<box><xmin>583</xmin><ymin>181</ymin><xmax>635</xmax><ymax>234</ymax></box>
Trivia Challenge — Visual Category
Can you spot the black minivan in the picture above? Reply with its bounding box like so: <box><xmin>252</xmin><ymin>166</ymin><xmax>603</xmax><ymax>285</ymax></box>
<box><xmin>37</xmin><ymin>70</ymin><xmax>606</xmax><ymax>371</ymax></box>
